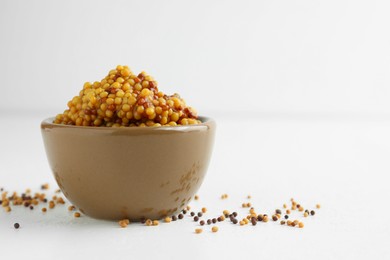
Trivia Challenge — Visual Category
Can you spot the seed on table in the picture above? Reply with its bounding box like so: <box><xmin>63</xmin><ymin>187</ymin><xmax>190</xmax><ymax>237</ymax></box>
<box><xmin>178</xmin><ymin>214</ymin><xmax>184</xmax><ymax>219</ymax></box>
<box><xmin>194</xmin><ymin>195</ymin><xmax>199</xmax><ymax>200</ymax></box>
<box><xmin>223</xmin><ymin>210</ymin><xmax>230</xmax><ymax>216</ymax></box>
<box><xmin>251</xmin><ymin>217</ymin><xmax>257</xmax><ymax>226</ymax></box>
<box><xmin>298</xmin><ymin>206</ymin><xmax>304</xmax><ymax>212</ymax></box>
<box><xmin>186</xmin><ymin>206</ymin><xmax>191</xmax><ymax>211</ymax></box>
<box><xmin>299</xmin><ymin>222</ymin><xmax>304</xmax><ymax>228</ymax></box>
<box><xmin>281</xmin><ymin>221</ymin><xmax>286</xmax><ymax>225</ymax></box>
<box><xmin>152</xmin><ymin>220</ymin><xmax>159</xmax><ymax>226</ymax></box>
<box><xmin>304</xmin><ymin>212</ymin><xmax>309</xmax><ymax>217</ymax></box>
<box><xmin>232</xmin><ymin>212</ymin><xmax>238</xmax><ymax>217</ymax></box>
<box><xmin>172</xmin><ymin>215</ymin><xmax>177</xmax><ymax>221</ymax></box>
<box><xmin>207</xmin><ymin>219</ymin><xmax>212</xmax><ymax>225</ymax></box>
<box><xmin>164</xmin><ymin>217</ymin><xmax>172</xmax><ymax>223</ymax></box>
<box><xmin>41</xmin><ymin>184</ymin><xmax>49</xmax><ymax>190</ymax></box>
<box><xmin>190</xmin><ymin>212</ymin><xmax>195</xmax><ymax>216</ymax></box>
<box><xmin>293</xmin><ymin>220</ymin><xmax>299</xmax><ymax>226</ymax></box>
<box><xmin>74</xmin><ymin>212</ymin><xmax>81</xmax><ymax>218</ymax></box>
<box><xmin>119</xmin><ymin>219</ymin><xmax>130</xmax><ymax>228</ymax></box>
<box><xmin>316</xmin><ymin>204</ymin><xmax>321</xmax><ymax>209</ymax></box>
<box><xmin>283</xmin><ymin>204</ymin><xmax>287</xmax><ymax>208</ymax></box>
<box><xmin>68</xmin><ymin>205</ymin><xmax>76</xmax><ymax>211</ymax></box>
<box><xmin>286</xmin><ymin>209</ymin><xmax>291</xmax><ymax>214</ymax></box>
<box><xmin>29</xmin><ymin>206</ymin><xmax>34</xmax><ymax>210</ymax></box>
<box><xmin>232</xmin><ymin>219</ymin><xmax>238</xmax><ymax>224</ymax></box>
<box><xmin>275</xmin><ymin>209</ymin><xmax>282</xmax><ymax>214</ymax></box>
<box><xmin>194</xmin><ymin>216</ymin><xmax>199</xmax><ymax>222</ymax></box>
<box><xmin>200</xmin><ymin>220</ymin><xmax>205</xmax><ymax>226</ymax></box>
<box><xmin>287</xmin><ymin>220</ymin><xmax>292</xmax><ymax>226</ymax></box>
<box><xmin>49</xmin><ymin>201</ymin><xmax>55</xmax><ymax>209</ymax></box>
<box><xmin>197</xmin><ymin>212</ymin><xmax>203</xmax><ymax>217</ymax></box>
<box><xmin>257</xmin><ymin>215</ymin><xmax>263</xmax><ymax>222</ymax></box>
<box><xmin>201</xmin><ymin>207</ymin><xmax>207</xmax><ymax>213</ymax></box>
<box><xmin>195</xmin><ymin>228</ymin><xmax>203</xmax><ymax>234</ymax></box>
<box><xmin>239</xmin><ymin>220</ymin><xmax>245</xmax><ymax>226</ymax></box>
<box><xmin>263</xmin><ymin>216</ymin><xmax>269</xmax><ymax>222</ymax></box>
<box><xmin>310</xmin><ymin>210</ymin><xmax>315</xmax><ymax>216</ymax></box>
<box><xmin>14</xmin><ymin>223</ymin><xmax>20</xmax><ymax>229</ymax></box>
<box><xmin>272</xmin><ymin>215</ymin><xmax>278</xmax><ymax>221</ymax></box>
<box><xmin>212</xmin><ymin>218</ymin><xmax>217</xmax><ymax>224</ymax></box>
<box><xmin>145</xmin><ymin>219</ymin><xmax>153</xmax><ymax>226</ymax></box>
<box><xmin>5</xmin><ymin>206</ymin><xmax>11</xmax><ymax>212</ymax></box>
<box><xmin>247</xmin><ymin>195</ymin><xmax>251</xmax><ymax>199</ymax></box>
<box><xmin>42</xmin><ymin>208</ymin><xmax>47</xmax><ymax>212</ymax></box>
<box><xmin>212</xmin><ymin>226</ymin><xmax>219</xmax><ymax>232</ymax></box>
<box><xmin>284</xmin><ymin>215</ymin><xmax>289</xmax><ymax>219</ymax></box>
<box><xmin>182</xmin><ymin>209</ymin><xmax>187</xmax><ymax>214</ymax></box>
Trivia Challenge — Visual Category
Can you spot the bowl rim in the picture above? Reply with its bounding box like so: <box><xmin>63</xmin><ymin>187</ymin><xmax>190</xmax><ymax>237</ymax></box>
<box><xmin>41</xmin><ymin>116</ymin><xmax>214</xmax><ymax>132</ymax></box>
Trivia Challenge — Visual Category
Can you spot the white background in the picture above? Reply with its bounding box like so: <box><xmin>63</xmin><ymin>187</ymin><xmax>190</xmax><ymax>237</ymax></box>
<box><xmin>1</xmin><ymin>0</ymin><xmax>390</xmax><ymax>259</ymax></box>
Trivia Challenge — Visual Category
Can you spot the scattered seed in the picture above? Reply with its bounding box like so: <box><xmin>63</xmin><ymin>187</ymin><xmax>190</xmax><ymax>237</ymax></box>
<box><xmin>145</xmin><ymin>219</ymin><xmax>153</xmax><ymax>226</ymax></box>
<box><xmin>275</xmin><ymin>209</ymin><xmax>282</xmax><ymax>214</ymax></box>
<box><xmin>41</xmin><ymin>184</ymin><xmax>49</xmax><ymax>190</ymax></box>
<box><xmin>212</xmin><ymin>218</ymin><xmax>217</xmax><ymax>223</ymax></box>
<box><xmin>164</xmin><ymin>217</ymin><xmax>172</xmax><ymax>223</ymax></box>
<box><xmin>182</xmin><ymin>209</ymin><xmax>187</xmax><ymax>214</ymax></box>
<box><xmin>14</xmin><ymin>223</ymin><xmax>20</xmax><ymax>229</ymax></box>
<box><xmin>212</xmin><ymin>226</ymin><xmax>219</xmax><ymax>232</ymax></box>
<box><xmin>232</xmin><ymin>219</ymin><xmax>238</xmax><ymax>224</ymax></box>
<box><xmin>304</xmin><ymin>212</ymin><xmax>309</xmax><ymax>217</ymax></box>
<box><xmin>272</xmin><ymin>215</ymin><xmax>278</xmax><ymax>221</ymax></box>
<box><xmin>194</xmin><ymin>216</ymin><xmax>199</xmax><ymax>222</ymax></box>
<box><xmin>119</xmin><ymin>219</ymin><xmax>130</xmax><ymax>228</ymax></box>
<box><xmin>299</xmin><ymin>222</ymin><xmax>304</xmax><ymax>228</ymax></box>
<box><xmin>172</xmin><ymin>215</ymin><xmax>177</xmax><ymax>221</ymax></box>
<box><xmin>281</xmin><ymin>220</ymin><xmax>286</xmax><ymax>225</ymax></box>
<box><xmin>286</xmin><ymin>209</ymin><xmax>291</xmax><ymax>214</ymax></box>
<box><xmin>195</xmin><ymin>228</ymin><xmax>203</xmax><ymax>234</ymax></box>
<box><xmin>190</xmin><ymin>212</ymin><xmax>195</xmax><ymax>216</ymax></box>
<box><xmin>310</xmin><ymin>210</ymin><xmax>315</xmax><ymax>216</ymax></box>
<box><xmin>207</xmin><ymin>219</ymin><xmax>212</xmax><ymax>225</ymax></box>
<box><xmin>178</xmin><ymin>214</ymin><xmax>184</xmax><ymax>219</ymax></box>
<box><xmin>152</xmin><ymin>220</ymin><xmax>159</xmax><ymax>226</ymax></box>
<box><xmin>251</xmin><ymin>217</ymin><xmax>257</xmax><ymax>226</ymax></box>
<box><xmin>74</xmin><ymin>212</ymin><xmax>81</xmax><ymax>218</ymax></box>
<box><xmin>42</xmin><ymin>208</ymin><xmax>47</xmax><ymax>212</ymax></box>
<box><xmin>284</xmin><ymin>215</ymin><xmax>289</xmax><ymax>219</ymax></box>
<box><xmin>200</xmin><ymin>220</ymin><xmax>205</xmax><ymax>226</ymax></box>
<box><xmin>316</xmin><ymin>204</ymin><xmax>321</xmax><ymax>209</ymax></box>
<box><xmin>194</xmin><ymin>195</ymin><xmax>199</xmax><ymax>200</ymax></box>
<box><xmin>68</xmin><ymin>205</ymin><xmax>76</xmax><ymax>211</ymax></box>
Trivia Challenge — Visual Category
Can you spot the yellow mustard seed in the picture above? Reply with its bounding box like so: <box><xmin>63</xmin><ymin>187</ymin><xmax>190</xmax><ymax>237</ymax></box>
<box><xmin>195</xmin><ymin>228</ymin><xmax>203</xmax><ymax>234</ymax></box>
<box><xmin>74</xmin><ymin>212</ymin><xmax>81</xmax><ymax>218</ymax></box>
<box><xmin>211</xmin><ymin>226</ymin><xmax>219</xmax><ymax>233</ymax></box>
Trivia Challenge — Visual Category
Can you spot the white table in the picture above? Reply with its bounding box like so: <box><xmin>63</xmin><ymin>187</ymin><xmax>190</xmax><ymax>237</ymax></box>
<box><xmin>1</xmin><ymin>112</ymin><xmax>389</xmax><ymax>259</ymax></box>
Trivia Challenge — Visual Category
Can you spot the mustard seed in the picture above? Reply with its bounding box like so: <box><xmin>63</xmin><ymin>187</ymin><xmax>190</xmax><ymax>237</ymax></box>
<box><xmin>202</xmin><ymin>207</ymin><xmax>207</xmax><ymax>213</ymax></box>
<box><xmin>299</xmin><ymin>222</ymin><xmax>304</xmax><ymax>228</ymax></box>
<box><xmin>194</xmin><ymin>195</ymin><xmax>199</xmax><ymax>200</ymax></box>
<box><xmin>212</xmin><ymin>226</ymin><xmax>219</xmax><ymax>232</ymax></box>
<box><xmin>194</xmin><ymin>216</ymin><xmax>199</xmax><ymax>221</ymax></box>
<box><xmin>285</xmin><ymin>215</ymin><xmax>289</xmax><ymax>219</ymax></box>
<box><xmin>310</xmin><ymin>210</ymin><xmax>315</xmax><ymax>216</ymax></box>
<box><xmin>275</xmin><ymin>209</ymin><xmax>282</xmax><ymax>214</ymax></box>
<box><xmin>41</xmin><ymin>184</ymin><xmax>49</xmax><ymax>190</ymax></box>
<box><xmin>197</xmin><ymin>212</ymin><xmax>203</xmax><ymax>217</ymax></box>
<box><xmin>316</xmin><ymin>204</ymin><xmax>321</xmax><ymax>209</ymax></box>
<box><xmin>42</xmin><ymin>207</ymin><xmax>47</xmax><ymax>212</ymax></box>
<box><xmin>172</xmin><ymin>215</ymin><xmax>177</xmax><ymax>221</ymax></box>
<box><xmin>152</xmin><ymin>220</ymin><xmax>159</xmax><ymax>226</ymax></box>
<box><xmin>212</xmin><ymin>218</ymin><xmax>217</xmax><ymax>223</ymax></box>
<box><xmin>68</xmin><ymin>205</ymin><xmax>76</xmax><ymax>211</ymax></box>
<box><xmin>195</xmin><ymin>228</ymin><xmax>203</xmax><ymax>234</ymax></box>
<box><xmin>182</xmin><ymin>209</ymin><xmax>187</xmax><ymax>214</ymax></box>
<box><xmin>178</xmin><ymin>214</ymin><xmax>184</xmax><ymax>219</ymax></box>
<box><xmin>14</xmin><ymin>223</ymin><xmax>20</xmax><ymax>229</ymax></box>
<box><xmin>74</xmin><ymin>212</ymin><xmax>81</xmax><ymax>218</ymax></box>
<box><xmin>272</xmin><ymin>215</ymin><xmax>278</xmax><ymax>221</ymax></box>
<box><xmin>200</xmin><ymin>220</ymin><xmax>205</xmax><ymax>226</ymax></box>
<box><xmin>164</xmin><ymin>217</ymin><xmax>172</xmax><ymax>223</ymax></box>
<box><xmin>251</xmin><ymin>217</ymin><xmax>257</xmax><ymax>226</ymax></box>
<box><xmin>190</xmin><ymin>212</ymin><xmax>195</xmax><ymax>216</ymax></box>
<box><xmin>232</xmin><ymin>219</ymin><xmax>238</xmax><ymax>224</ymax></box>
<box><xmin>281</xmin><ymin>220</ymin><xmax>286</xmax><ymax>225</ymax></box>
<box><xmin>304</xmin><ymin>212</ymin><xmax>309</xmax><ymax>217</ymax></box>
<box><xmin>207</xmin><ymin>219</ymin><xmax>212</xmax><ymax>225</ymax></box>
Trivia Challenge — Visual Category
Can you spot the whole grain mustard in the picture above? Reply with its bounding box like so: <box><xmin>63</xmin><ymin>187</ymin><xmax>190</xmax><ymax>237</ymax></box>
<box><xmin>54</xmin><ymin>65</ymin><xmax>200</xmax><ymax>127</ymax></box>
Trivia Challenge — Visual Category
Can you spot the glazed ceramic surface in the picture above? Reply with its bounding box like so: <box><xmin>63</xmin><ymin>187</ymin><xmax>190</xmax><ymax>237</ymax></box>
<box><xmin>41</xmin><ymin>117</ymin><xmax>216</xmax><ymax>220</ymax></box>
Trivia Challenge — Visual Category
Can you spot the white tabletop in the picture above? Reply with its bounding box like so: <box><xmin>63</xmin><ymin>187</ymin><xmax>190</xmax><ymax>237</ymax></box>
<box><xmin>0</xmin><ymin>112</ymin><xmax>389</xmax><ymax>259</ymax></box>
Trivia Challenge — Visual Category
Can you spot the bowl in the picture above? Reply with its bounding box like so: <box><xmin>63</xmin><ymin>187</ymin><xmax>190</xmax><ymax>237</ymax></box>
<box><xmin>41</xmin><ymin>116</ymin><xmax>216</xmax><ymax>221</ymax></box>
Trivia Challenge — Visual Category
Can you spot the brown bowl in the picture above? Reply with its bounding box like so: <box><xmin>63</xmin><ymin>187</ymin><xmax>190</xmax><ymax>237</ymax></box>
<box><xmin>41</xmin><ymin>116</ymin><xmax>216</xmax><ymax>221</ymax></box>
